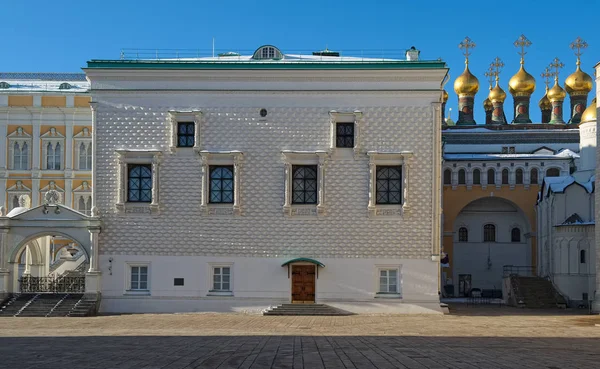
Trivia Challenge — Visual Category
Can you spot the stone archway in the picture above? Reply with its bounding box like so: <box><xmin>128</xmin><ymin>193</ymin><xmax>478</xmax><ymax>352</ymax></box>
<box><xmin>0</xmin><ymin>203</ymin><xmax>101</xmax><ymax>298</ymax></box>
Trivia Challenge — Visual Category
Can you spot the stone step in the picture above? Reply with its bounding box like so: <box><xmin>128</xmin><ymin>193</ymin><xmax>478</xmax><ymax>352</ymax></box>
<box><xmin>264</xmin><ymin>304</ymin><xmax>352</xmax><ymax>316</ymax></box>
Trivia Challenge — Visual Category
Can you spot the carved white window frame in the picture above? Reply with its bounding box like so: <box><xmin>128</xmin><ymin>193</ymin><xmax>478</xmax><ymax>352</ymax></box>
<box><xmin>74</xmin><ymin>127</ymin><xmax>92</xmax><ymax>171</ymax></box>
<box><xmin>282</xmin><ymin>150</ymin><xmax>327</xmax><ymax>217</ymax></box>
<box><xmin>367</xmin><ymin>151</ymin><xmax>412</xmax><ymax>218</ymax></box>
<box><xmin>116</xmin><ymin>150</ymin><xmax>163</xmax><ymax>215</ymax></box>
<box><xmin>41</xmin><ymin>128</ymin><xmax>65</xmax><ymax>171</ymax></box>
<box><xmin>73</xmin><ymin>181</ymin><xmax>92</xmax><ymax>215</ymax></box>
<box><xmin>7</xmin><ymin>127</ymin><xmax>32</xmax><ymax>171</ymax></box>
<box><xmin>39</xmin><ymin>181</ymin><xmax>65</xmax><ymax>204</ymax></box>
<box><xmin>328</xmin><ymin>110</ymin><xmax>364</xmax><ymax>158</ymax></box>
<box><xmin>168</xmin><ymin>110</ymin><xmax>202</xmax><ymax>153</ymax></box>
<box><xmin>6</xmin><ymin>181</ymin><xmax>31</xmax><ymax>210</ymax></box>
<box><xmin>199</xmin><ymin>150</ymin><xmax>243</xmax><ymax>216</ymax></box>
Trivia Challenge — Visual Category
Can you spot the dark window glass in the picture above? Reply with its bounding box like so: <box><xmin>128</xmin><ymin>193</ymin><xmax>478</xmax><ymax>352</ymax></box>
<box><xmin>502</xmin><ymin>169</ymin><xmax>509</xmax><ymax>184</ymax></box>
<box><xmin>458</xmin><ymin>169</ymin><xmax>466</xmax><ymax>184</ymax></box>
<box><xmin>487</xmin><ymin>169</ymin><xmax>495</xmax><ymax>185</ymax></box>
<box><xmin>209</xmin><ymin>166</ymin><xmax>234</xmax><ymax>203</ymax></box>
<box><xmin>511</xmin><ymin>228</ymin><xmax>521</xmax><ymax>242</ymax></box>
<box><xmin>177</xmin><ymin>122</ymin><xmax>195</xmax><ymax>147</ymax></box>
<box><xmin>530</xmin><ymin>168</ymin><xmax>538</xmax><ymax>184</ymax></box>
<box><xmin>516</xmin><ymin>169</ymin><xmax>523</xmax><ymax>184</ymax></box>
<box><xmin>444</xmin><ymin>169</ymin><xmax>452</xmax><ymax>185</ymax></box>
<box><xmin>580</xmin><ymin>250</ymin><xmax>586</xmax><ymax>263</ymax></box>
<box><xmin>128</xmin><ymin>164</ymin><xmax>152</xmax><ymax>202</ymax></box>
<box><xmin>174</xmin><ymin>278</ymin><xmax>184</xmax><ymax>286</ymax></box>
<box><xmin>473</xmin><ymin>169</ymin><xmax>481</xmax><ymax>185</ymax></box>
<box><xmin>458</xmin><ymin>227</ymin><xmax>468</xmax><ymax>242</ymax></box>
<box><xmin>292</xmin><ymin>165</ymin><xmax>317</xmax><ymax>204</ymax></box>
<box><xmin>376</xmin><ymin>166</ymin><xmax>402</xmax><ymax>204</ymax></box>
<box><xmin>483</xmin><ymin>224</ymin><xmax>496</xmax><ymax>242</ymax></box>
<box><xmin>546</xmin><ymin>168</ymin><xmax>560</xmax><ymax>177</ymax></box>
<box><xmin>336</xmin><ymin>123</ymin><xmax>354</xmax><ymax>148</ymax></box>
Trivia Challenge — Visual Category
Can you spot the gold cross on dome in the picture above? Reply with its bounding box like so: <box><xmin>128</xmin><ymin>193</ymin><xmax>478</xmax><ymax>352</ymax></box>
<box><xmin>541</xmin><ymin>67</ymin><xmax>553</xmax><ymax>89</ymax></box>
<box><xmin>459</xmin><ymin>36</ymin><xmax>476</xmax><ymax>63</ymax></box>
<box><xmin>514</xmin><ymin>34</ymin><xmax>532</xmax><ymax>63</ymax></box>
<box><xmin>570</xmin><ymin>36</ymin><xmax>588</xmax><ymax>63</ymax></box>
<box><xmin>484</xmin><ymin>66</ymin><xmax>495</xmax><ymax>88</ymax></box>
<box><xmin>548</xmin><ymin>57</ymin><xmax>564</xmax><ymax>80</ymax></box>
<box><xmin>490</xmin><ymin>57</ymin><xmax>504</xmax><ymax>81</ymax></box>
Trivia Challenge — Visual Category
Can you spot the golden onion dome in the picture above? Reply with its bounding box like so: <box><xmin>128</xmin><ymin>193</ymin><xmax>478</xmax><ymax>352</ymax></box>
<box><xmin>454</xmin><ymin>65</ymin><xmax>479</xmax><ymax>96</ymax></box>
<box><xmin>581</xmin><ymin>97</ymin><xmax>597</xmax><ymax>123</ymax></box>
<box><xmin>538</xmin><ymin>87</ymin><xmax>552</xmax><ymax>110</ymax></box>
<box><xmin>483</xmin><ymin>97</ymin><xmax>493</xmax><ymax>110</ymax></box>
<box><xmin>442</xmin><ymin>89</ymin><xmax>449</xmax><ymax>103</ymax></box>
<box><xmin>547</xmin><ymin>80</ymin><xmax>567</xmax><ymax>101</ymax></box>
<box><xmin>489</xmin><ymin>83</ymin><xmax>507</xmax><ymax>103</ymax></box>
<box><xmin>509</xmin><ymin>65</ymin><xmax>536</xmax><ymax>96</ymax></box>
<box><xmin>565</xmin><ymin>64</ymin><xmax>593</xmax><ymax>95</ymax></box>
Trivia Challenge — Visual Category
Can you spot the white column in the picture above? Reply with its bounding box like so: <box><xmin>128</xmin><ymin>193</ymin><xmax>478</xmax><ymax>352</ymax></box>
<box><xmin>65</xmin><ymin>121</ymin><xmax>74</xmax><ymax>170</ymax></box>
<box><xmin>90</xmin><ymin>102</ymin><xmax>97</xmax><ymax>211</ymax></box>
<box><xmin>116</xmin><ymin>155</ymin><xmax>125</xmax><ymax>206</ymax></box>
<box><xmin>367</xmin><ymin>161</ymin><xmax>376</xmax><ymax>210</ymax></box>
<box><xmin>150</xmin><ymin>155</ymin><xmax>160</xmax><ymax>207</ymax></box>
<box><xmin>233</xmin><ymin>155</ymin><xmax>241</xmax><ymax>215</ymax></box>
<box><xmin>200</xmin><ymin>154</ymin><xmax>209</xmax><ymax>213</ymax></box>
<box><xmin>0</xmin><ymin>179</ymin><xmax>6</xmax><ymax>211</ymax></box>
<box><xmin>23</xmin><ymin>245</ymin><xmax>31</xmax><ymax>275</ymax></box>
<box><xmin>283</xmin><ymin>162</ymin><xmax>291</xmax><ymax>215</ymax></box>
<box><xmin>88</xmin><ymin>228</ymin><xmax>100</xmax><ymax>272</ymax></box>
<box><xmin>32</xmin><ymin>123</ymin><xmax>41</xmax><ymax>171</ymax></box>
<box><xmin>316</xmin><ymin>155</ymin><xmax>325</xmax><ymax>215</ymax></box>
<box><xmin>64</xmin><ymin>180</ymin><xmax>72</xmax><ymax>208</ymax></box>
<box><xmin>0</xmin><ymin>228</ymin><xmax>8</xmax><ymax>272</ymax></box>
<box><xmin>0</xmin><ymin>123</ymin><xmax>7</xmax><ymax>171</ymax></box>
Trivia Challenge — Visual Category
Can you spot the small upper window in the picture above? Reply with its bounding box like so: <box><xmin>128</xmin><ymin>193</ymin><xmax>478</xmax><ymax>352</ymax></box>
<box><xmin>458</xmin><ymin>169</ymin><xmax>466</xmax><ymax>185</ymax></box>
<box><xmin>443</xmin><ymin>169</ymin><xmax>452</xmax><ymax>185</ymax></box>
<box><xmin>59</xmin><ymin>83</ymin><xmax>72</xmax><ymax>90</ymax></box>
<box><xmin>483</xmin><ymin>224</ymin><xmax>496</xmax><ymax>242</ymax></box>
<box><xmin>336</xmin><ymin>123</ymin><xmax>354</xmax><ymax>148</ymax></box>
<box><xmin>580</xmin><ymin>250</ymin><xmax>586</xmax><ymax>264</ymax></box>
<box><xmin>546</xmin><ymin>168</ymin><xmax>560</xmax><ymax>177</ymax></box>
<box><xmin>487</xmin><ymin>169</ymin><xmax>495</xmax><ymax>185</ymax></box>
<box><xmin>252</xmin><ymin>45</ymin><xmax>283</xmax><ymax>60</ymax></box>
<box><xmin>502</xmin><ymin>169</ymin><xmax>509</xmax><ymax>184</ymax></box>
<box><xmin>511</xmin><ymin>227</ymin><xmax>521</xmax><ymax>242</ymax></box>
<box><xmin>531</xmin><ymin>168</ymin><xmax>539</xmax><ymax>184</ymax></box>
<box><xmin>0</xmin><ymin>82</ymin><xmax>10</xmax><ymax>89</ymax></box>
<box><xmin>473</xmin><ymin>169</ymin><xmax>481</xmax><ymax>185</ymax></box>
<box><xmin>177</xmin><ymin>122</ymin><xmax>195</xmax><ymax>147</ymax></box>
<box><xmin>515</xmin><ymin>168</ymin><xmax>524</xmax><ymax>184</ymax></box>
<box><xmin>458</xmin><ymin>227</ymin><xmax>468</xmax><ymax>242</ymax></box>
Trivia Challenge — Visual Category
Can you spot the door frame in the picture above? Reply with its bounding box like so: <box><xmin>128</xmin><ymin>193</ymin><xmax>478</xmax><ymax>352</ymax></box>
<box><xmin>289</xmin><ymin>263</ymin><xmax>317</xmax><ymax>304</ymax></box>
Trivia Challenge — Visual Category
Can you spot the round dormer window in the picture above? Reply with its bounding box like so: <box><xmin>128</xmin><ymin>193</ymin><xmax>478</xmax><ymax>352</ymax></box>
<box><xmin>252</xmin><ymin>45</ymin><xmax>283</xmax><ymax>60</ymax></box>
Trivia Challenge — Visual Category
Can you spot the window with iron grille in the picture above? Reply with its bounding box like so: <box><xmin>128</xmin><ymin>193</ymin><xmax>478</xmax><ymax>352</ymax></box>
<box><xmin>127</xmin><ymin>164</ymin><xmax>152</xmax><ymax>202</ymax></box>
<box><xmin>376</xmin><ymin>166</ymin><xmax>402</xmax><ymax>204</ymax></box>
<box><xmin>483</xmin><ymin>224</ymin><xmax>496</xmax><ymax>242</ymax></box>
<box><xmin>209</xmin><ymin>166</ymin><xmax>234</xmax><ymax>203</ymax></box>
<box><xmin>458</xmin><ymin>227</ymin><xmax>468</xmax><ymax>242</ymax></box>
<box><xmin>336</xmin><ymin>123</ymin><xmax>354</xmax><ymax>148</ymax></box>
<box><xmin>177</xmin><ymin>122</ymin><xmax>195</xmax><ymax>147</ymax></box>
<box><xmin>292</xmin><ymin>165</ymin><xmax>317</xmax><ymax>204</ymax></box>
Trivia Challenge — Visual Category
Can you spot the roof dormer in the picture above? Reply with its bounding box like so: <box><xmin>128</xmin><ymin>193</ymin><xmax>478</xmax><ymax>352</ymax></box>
<box><xmin>252</xmin><ymin>45</ymin><xmax>283</xmax><ymax>60</ymax></box>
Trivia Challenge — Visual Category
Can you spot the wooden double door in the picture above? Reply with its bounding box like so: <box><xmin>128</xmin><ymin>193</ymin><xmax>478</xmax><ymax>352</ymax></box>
<box><xmin>291</xmin><ymin>265</ymin><xmax>315</xmax><ymax>303</ymax></box>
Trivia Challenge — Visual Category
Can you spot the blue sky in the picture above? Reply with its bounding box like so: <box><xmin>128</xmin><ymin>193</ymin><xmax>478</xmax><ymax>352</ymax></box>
<box><xmin>1</xmin><ymin>0</ymin><xmax>597</xmax><ymax>123</ymax></box>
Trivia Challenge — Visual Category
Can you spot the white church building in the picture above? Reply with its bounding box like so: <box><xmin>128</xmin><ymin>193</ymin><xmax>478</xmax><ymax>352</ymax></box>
<box><xmin>83</xmin><ymin>45</ymin><xmax>448</xmax><ymax>314</ymax></box>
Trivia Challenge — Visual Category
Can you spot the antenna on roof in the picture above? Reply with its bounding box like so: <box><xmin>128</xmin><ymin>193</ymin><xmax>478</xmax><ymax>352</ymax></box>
<box><xmin>212</xmin><ymin>37</ymin><xmax>215</xmax><ymax>58</ymax></box>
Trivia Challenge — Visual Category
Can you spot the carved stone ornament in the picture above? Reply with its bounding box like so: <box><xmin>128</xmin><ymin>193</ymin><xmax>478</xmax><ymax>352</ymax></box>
<box><xmin>18</xmin><ymin>194</ymin><xmax>31</xmax><ymax>208</ymax></box>
<box><xmin>44</xmin><ymin>190</ymin><xmax>61</xmax><ymax>205</ymax></box>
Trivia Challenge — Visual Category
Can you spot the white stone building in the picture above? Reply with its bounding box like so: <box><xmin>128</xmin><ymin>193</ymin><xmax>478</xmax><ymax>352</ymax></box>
<box><xmin>84</xmin><ymin>46</ymin><xmax>448</xmax><ymax>314</ymax></box>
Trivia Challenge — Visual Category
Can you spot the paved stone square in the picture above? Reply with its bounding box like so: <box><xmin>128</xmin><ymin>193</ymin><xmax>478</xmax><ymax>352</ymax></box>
<box><xmin>1</xmin><ymin>306</ymin><xmax>599</xmax><ymax>369</ymax></box>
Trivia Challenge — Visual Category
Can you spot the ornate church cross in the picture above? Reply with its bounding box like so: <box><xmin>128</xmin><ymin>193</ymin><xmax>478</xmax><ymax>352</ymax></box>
<box><xmin>484</xmin><ymin>66</ymin><xmax>495</xmax><ymax>89</ymax></box>
<box><xmin>459</xmin><ymin>37</ymin><xmax>476</xmax><ymax>64</ymax></box>
<box><xmin>570</xmin><ymin>36</ymin><xmax>588</xmax><ymax>64</ymax></box>
<box><xmin>489</xmin><ymin>57</ymin><xmax>504</xmax><ymax>85</ymax></box>
<box><xmin>541</xmin><ymin>67</ymin><xmax>553</xmax><ymax>89</ymax></box>
<box><xmin>548</xmin><ymin>57</ymin><xmax>564</xmax><ymax>81</ymax></box>
<box><xmin>514</xmin><ymin>34</ymin><xmax>532</xmax><ymax>64</ymax></box>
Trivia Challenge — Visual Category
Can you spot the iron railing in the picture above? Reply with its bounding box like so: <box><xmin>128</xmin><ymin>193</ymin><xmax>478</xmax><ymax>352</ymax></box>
<box><xmin>19</xmin><ymin>276</ymin><xmax>85</xmax><ymax>293</ymax></box>
<box><xmin>503</xmin><ymin>265</ymin><xmax>536</xmax><ymax>277</ymax></box>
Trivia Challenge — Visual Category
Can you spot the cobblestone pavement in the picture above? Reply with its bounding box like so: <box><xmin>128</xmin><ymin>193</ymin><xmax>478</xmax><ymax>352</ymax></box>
<box><xmin>0</xmin><ymin>306</ymin><xmax>599</xmax><ymax>369</ymax></box>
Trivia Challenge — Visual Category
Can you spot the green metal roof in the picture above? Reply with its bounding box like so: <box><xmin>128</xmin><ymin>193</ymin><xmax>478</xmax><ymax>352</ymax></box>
<box><xmin>281</xmin><ymin>258</ymin><xmax>325</xmax><ymax>268</ymax></box>
<box><xmin>85</xmin><ymin>59</ymin><xmax>446</xmax><ymax>70</ymax></box>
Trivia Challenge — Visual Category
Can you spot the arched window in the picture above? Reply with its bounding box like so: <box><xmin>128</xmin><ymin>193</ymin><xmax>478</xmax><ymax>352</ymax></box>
<box><xmin>502</xmin><ymin>169</ymin><xmax>509</xmax><ymax>184</ymax></box>
<box><xmin>458</xmin><ymin>227</ymin><xmax>468</xmax><ymax>242</ymax></box>
<box><xmin>127</xmin><ymin>164</ymin><xmax>152</xmax><ymax>202</ymax></box>
<box><xmin>443</xmin><ymin>169</ymin><xmax>451</xmax><ymax>185</ymax></box>
<box><xmin>21</xmin><ymin>142</ymin><xmax>28</xmax><ymax>170</ymax></box>
<box><xmin>47</xmin><ymin>142</ymin><xmax>54</xmax><ymax>169</ymax></box>
<box><xmin>546</xmin><ymin>168</ymin><xmax>560</xmax><ymax>177</ymax></box>
<box><xmin>511</xmin><ymin>227</ymin><xmax>521</xmax><ymax>242</ymax></box>
<box><xmin>209</xmin><ymin>166</ymin><xmax>234</xmax><ymax>203</ymax></box>
<box><xmin>530</xmin><ymin>168</ymin><xmax>538</xmax><ymax>184</ymax></box>
<box><xmin>59</xmin><ymin>82</ymin><xmax>72</xmax><ymax>90</ymax></box>
<box><xmin>79</xmin><ymin>142</ymin><xmax>92</xmax><ymax>170</ymax></box>
<box><xmin>13</xmin><ymin>142</ymin><xmax>21</xmax><ymax>169</ymax></box>
<box><xmin>458</xmin><ymin>169</ymin><xmax>466</xmax><ymax>185</ymax></box>
<box><xmin>54</xmin><ymin>142</ymin><xmax>61</xmax><ymax>170</ymax></box>
<box><xmin>580</xmin><ymin>250</ymin><xmax>586</xmax><ymax>263</ymax></box>
<box><xmin>515</xmin><ymin>168</ymin><xmax>523</xmax><ymax>184</ymax></box>
<box><xmin>483</xmin><ymin>224</ymin><xmax>496</xmax><ymax>242</ymax></box>
<box><xmin>472</xmin><ymin>169</ymin><xmax>481</xmax><ymax>185</ymax></box>
<box><xmin>0</xmin><ymin>81</ymin><xmax>10</xmax><ymax>89</ymax></box>
<box><xmin>12</xmin><ymin>195</ymin><xmax>19</xmax><ymax>209</ymax></box>
<box><xmin>78</xmin><ymin>195</ymin><xmax>92</xmax><ymax>215</ymax></box>
<box><xmin>252</xmin><ymin>45</ymin><xmax>283</xmax><ymax>60</ymax></box>
<box><xmin>487</xmin><ymin>169</ymin><xmax>495</xmax><ymax>185</ymax></box>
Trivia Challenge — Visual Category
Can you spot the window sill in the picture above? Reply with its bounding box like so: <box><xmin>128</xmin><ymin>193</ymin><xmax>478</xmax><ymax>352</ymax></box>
<box><xmin>375</xmin><ymin>293</ymin><xmax>402</xmax><ymax>299</ymax></box>
<box><xmin>202</xmin><ymin>204</ymin><xmax>240</xmax><ymax>216</ymax></box>
<box><xmin>207</xmin><ymin>291</ymin><xmax>234</xmax><ymax>297</ymax></box>
<box><xmin>284</xmin><ymin>204</ymin><xmax>324</xmax><ymax>217</ymax></box>
<box><xmin>124</xmin><ymin>290</ymin><xmax>151</xmax><ymax>296</ymax></box>
<box><xmin>117</xmin><ymin>203</ymin><xmax>159</xmax><ymax>215</ymax></box>
<box><xmin>368</xmin><ymin>205</ymin><xmax>405</xmax><ymax>218</ymax></box>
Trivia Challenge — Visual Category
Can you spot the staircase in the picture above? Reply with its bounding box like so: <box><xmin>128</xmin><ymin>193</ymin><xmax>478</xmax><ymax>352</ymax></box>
<box><xmin>510</xmin><ymin>276</ymin><xmax>567</xmax><ymax>308</ymax></box>
<box><xmin>264</xmin><ymin>304</ymin><xmax>353</xmax><ymax>316</ymax></box>
<box><xmin>0</xmin><ymin>293</ymin><xmax>97</xmax><ymax>317</ymax></box>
